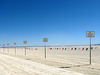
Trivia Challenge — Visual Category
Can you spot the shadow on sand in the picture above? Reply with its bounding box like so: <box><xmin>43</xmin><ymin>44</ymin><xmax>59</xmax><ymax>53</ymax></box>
<box><xmin>59</xmin><ymin>64</ymin><xmax>90</xmax><ymax>69</ymax></box>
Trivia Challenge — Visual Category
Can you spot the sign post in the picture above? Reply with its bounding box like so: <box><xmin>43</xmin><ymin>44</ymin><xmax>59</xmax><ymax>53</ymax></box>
<box><xmin>7</xmin><ymin>43</ymin><xmax>9</xmax><ymax>53</ymax></box>
<box><xmin>43</xmin><ymin>38</ymin><xmax>48</xmax><ymax>58</ymax></box>
<box><xmin>3</xmin><ymin>44</ymin><xmax>5</xmax><ymax>52</ymax></box>
<box><xmin>14</xmin><ymin>43</ymin><xmax>16</xmax><ymax>54</ymax></box>
<box><xmin>86</xmin><ymin>31</ymin><xmax>95</xmax><ymax>65</ymax></box>
<box><xmin>23</xmin><ymin>41</ymin><xmax>27</xmax><ymax>55</ymax></box>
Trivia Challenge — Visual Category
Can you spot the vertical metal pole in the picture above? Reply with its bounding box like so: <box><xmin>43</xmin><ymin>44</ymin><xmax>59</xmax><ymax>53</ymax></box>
<box><xmin>90</xmin><ymin>37</ymin><xmax>91</xmax><ymax>65</ymax></box>
<box><xmin>25</xmin><ymin>46</ymin><xmax>26</xmax><ymax>55</ymax></box>
<box><xmin>45</xmin><ymin>42</ymin><xmax>46</xmax><ymax>58</ymax></box>
<box><xmin>3</xmin><ymin>47</ymin><xmax>4</xmax><ymax>52</ymax></box>
<box><xmin>15</xmin><ymin>46</ymin><xmax>16</xmax><ymax>55</ymax></box>
<box><xmin>8</xmin><ymin>47</ymin><xmax>9</xmax><ymax>53</ymax></box>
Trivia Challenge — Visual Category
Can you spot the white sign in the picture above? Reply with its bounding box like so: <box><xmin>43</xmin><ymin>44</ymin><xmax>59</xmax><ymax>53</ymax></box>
<box><xmin>3</xmin><ymin>44</ymin><xmax>5</xmax><ymax>46</ymax></box>
<box><xmin>14</xmin><ymin>43</ymin><xmax>16</xmax><ymax>45</ymax></box>
<box><xmin>43</xmin><ymin>38</ymin><xmax>48</xmax><ymax>42</ymax></box>
<box><xmin>7</xmin><ymin>43</ymin><xmax>9</xmax><ymax>46</ymax></box>
<box><xmin>23</xmin><ymin>41</ymin><xmax>27</xmax><ymax>44</ymax></box>
<box><xmin>86</xmin><ymin>31</ymin><xmax>95</xmax><ymax>37</ymax></box>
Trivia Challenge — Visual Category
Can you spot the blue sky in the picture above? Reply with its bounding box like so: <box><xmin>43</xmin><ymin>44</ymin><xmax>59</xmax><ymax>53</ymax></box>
<box><xmin>0</xmin><ymin>0</ymin><xmax>100</xmax><ymax>46</ymax></box>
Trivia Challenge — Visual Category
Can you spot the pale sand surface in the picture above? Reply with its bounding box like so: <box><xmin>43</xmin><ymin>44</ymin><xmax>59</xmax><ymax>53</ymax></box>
<box><xmin>0</xmin><ymin>53</ymin><xmax>84</xmax><ymax>75</ymax></box>
<box><xmin>0</xmin><ymin>45</ymin><xmax>100</xmax><ymax>75</ymax></box>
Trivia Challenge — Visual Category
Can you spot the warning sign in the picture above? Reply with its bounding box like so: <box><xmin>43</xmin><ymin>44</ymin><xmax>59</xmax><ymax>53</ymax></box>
<box><xmin>43</xmin><ymin>38</ymin><xmax>48</xmax><ymax>42</ymax></box>
<box><xmin>86</xmin><ymin>31</ymin><xmax>95</xmax><ymax>37</ymax></box>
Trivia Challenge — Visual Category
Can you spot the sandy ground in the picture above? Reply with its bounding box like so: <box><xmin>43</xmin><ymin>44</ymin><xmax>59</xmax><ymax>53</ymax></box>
<box><xmin>0</xmin><ymin>45</ymin><xmax>100</xmax><ymax>75</ymax></box>
<box><xmin>0</xmin><ymin>53</ymin><xmax>84</xmax><ymax>75</ymax></box>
